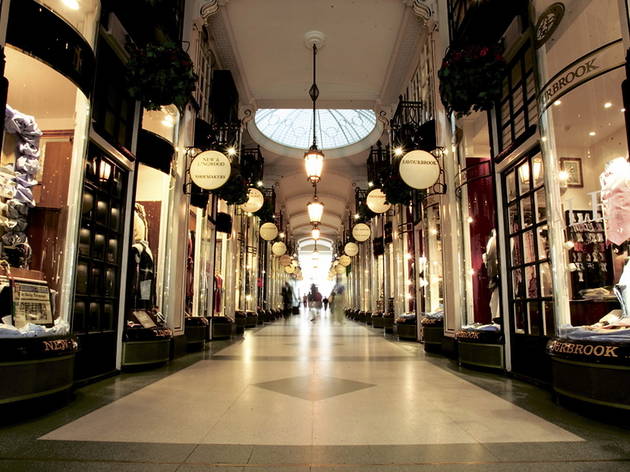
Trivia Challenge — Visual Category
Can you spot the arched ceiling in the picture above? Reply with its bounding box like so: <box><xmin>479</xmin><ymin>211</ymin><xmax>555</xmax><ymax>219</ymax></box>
<box><xmin>204</xmin><ymin>0</ymin><xmax>429</xmax><ymax>251</ymax></box>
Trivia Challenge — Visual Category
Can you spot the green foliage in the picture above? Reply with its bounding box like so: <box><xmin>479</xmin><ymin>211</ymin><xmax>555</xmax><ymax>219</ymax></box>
<box><xmin>357</xmin><ymin>202</ymin><xmax>376</xmax><ymax>222</ymax></box>
<box><xmin>126</xmin><ymin>40</ymin><xmax>197</xmax><ymax>111</ymax></box>
<box><xmin>212</xmin><ymin>165</ymin><xmax>249</xmax><ymax>205</ymax></box>
<box><xmin>254</xmin><ymin>198</ymin><xmax>275</xmax><ymax>223</ymax></box>
<box><xmin>438</xmin><ymin>43</ymin><xmax>505</xmax><ymax>117</ymax></box>
<box><xmin>382</xmin><ymin>171</ymin><xmax>414</xmax><ymax>206</ymax></box>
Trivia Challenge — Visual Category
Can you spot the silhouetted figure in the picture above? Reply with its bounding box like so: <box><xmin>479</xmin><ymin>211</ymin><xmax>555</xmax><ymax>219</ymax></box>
<box><xmin>322</xmin><ymin>297</ymin><xmax>329</xmax><ymax>310</ymax></box>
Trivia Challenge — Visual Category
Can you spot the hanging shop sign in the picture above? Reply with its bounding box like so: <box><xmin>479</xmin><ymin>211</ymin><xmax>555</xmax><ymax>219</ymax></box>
<box><xmin>271</xmin><ymin>241</ymin><xmax>287</xmax><ymax>256</ymax></box>
<box><xmin>279</xmin><ymin>254</ymin><xmax>292</xmax><ymax>266</ymax></box>
<box><xmin>399</xmin><ymin>150</ymin><xmax>440</xmax><ymax>190</ymax></box>
<box><xmin>539</xmin><ymin>38</ymin><xmax>624</xmax><ymax>111</ymax></box>
<box><xmin>352</xmin><ymin>223</ymin><xmax>371</xmax><ymax>242</ymax></box>
<box><xmin>339</xmin><ymin>255</ymin><xmax>351</xmax><ymax>267</ymax></box>
<box><xmin>240</xmin><ymin>187</ymin><xmax>265</xmax><ymax>213</ymax></box>
<box><xmin>366</xmin><ymin>189</ymin><xmax>391</xmax><ymax>214</ymax></box>
<box><xmin>259</xmin><ymin>222</ymin><xmax>279</xmax><ymax>241</ymax></box>
<box><xmin>344</xmin><ymin>242</ymin><xmax>359</xmax><ymax>257</ymax></box>
<box><xmin>284</xmin><ymin>265</ymin><xmax>295</xmax><ymax>274</ymax></box>
<box><xmin>189</xmin><ymin>150</ymin><xmax>231</xmax><ymax>190</ymax></box>
<box><xmin>335</xmin><ymin>264</ymin><xmax>346</xmax><ymax>274</ymax></box>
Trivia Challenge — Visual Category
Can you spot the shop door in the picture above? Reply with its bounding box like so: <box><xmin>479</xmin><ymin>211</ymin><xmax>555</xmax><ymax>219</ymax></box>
<box><xmin>501</xmin><ymin>147</ymin><xmax>554</xmax><ymax>383</ymax></box>
<box><xmin>72</xmin><ymin>143</ymin><xmax>128</xmax><ymax>382</ymax></box>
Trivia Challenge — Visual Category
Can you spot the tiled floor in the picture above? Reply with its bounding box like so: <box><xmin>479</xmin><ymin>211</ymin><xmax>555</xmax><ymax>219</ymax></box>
<box><xmin>2</xmin><ymin>309</ymin><xmax>630</xmax><ymax>471</ymax></box>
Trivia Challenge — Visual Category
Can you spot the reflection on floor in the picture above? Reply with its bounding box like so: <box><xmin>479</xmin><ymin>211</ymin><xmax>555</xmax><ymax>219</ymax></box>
<box><xmin>1</xmin><ymin>308</ymin><xmax>630</xmax><ymax>471</ymax></box>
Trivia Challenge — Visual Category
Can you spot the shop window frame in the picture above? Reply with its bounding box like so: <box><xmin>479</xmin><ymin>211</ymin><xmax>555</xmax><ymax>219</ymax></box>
<box><xmin>494</xmin><ymin>38</ymin><xmax>538</xmax><ymax>162</ymax></box>
<box><xmin>501</xmin><ymin>147</ymin><xmax>553</xmax><ymax>338</ymax></box>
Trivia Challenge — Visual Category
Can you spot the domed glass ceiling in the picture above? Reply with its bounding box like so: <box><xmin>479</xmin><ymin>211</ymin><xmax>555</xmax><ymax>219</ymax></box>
<box><xmin>254</xmin><ymin>109</ymin><xmax>377</xmax><ymax>150</ymax></box>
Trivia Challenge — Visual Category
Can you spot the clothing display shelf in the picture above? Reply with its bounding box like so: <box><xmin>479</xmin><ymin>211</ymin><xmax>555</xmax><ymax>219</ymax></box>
<box><xmin>564</xmin><ymin>209</ymin><xmax>614</xmax><ymax>295</ymax></box>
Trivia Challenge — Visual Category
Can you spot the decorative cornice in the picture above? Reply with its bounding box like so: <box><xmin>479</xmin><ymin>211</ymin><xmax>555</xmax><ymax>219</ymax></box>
<box><xmin>200</xmin><ymin>0</ymin><xmax>230</xmax><ymax>21</ymax></box>
<box><xmin>403</xmin><ymin>0</ymin><xmax>438</xmax><ymax>31</ymax></box>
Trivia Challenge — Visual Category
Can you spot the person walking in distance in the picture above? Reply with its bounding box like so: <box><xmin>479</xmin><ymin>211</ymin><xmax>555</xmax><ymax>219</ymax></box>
<box><xmin>322</xmin><ymin>297</ymin><xmax>329</xmax><ymax>311</ymax></box>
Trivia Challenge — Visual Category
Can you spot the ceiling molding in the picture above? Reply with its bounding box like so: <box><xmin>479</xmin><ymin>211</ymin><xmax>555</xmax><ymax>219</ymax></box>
<box><xmin>378</xmin><ymin>8</ymin><xmax>426</xmax><ymax>109</ymax></box>
<box><xmin>402</xmin><ymin>0</ymin><xmax>439</xmax><ymax>30</ymax></box>
<box><xmin>206</xmin><ymin>5</ymin><xmax>255</xmax><ymax>105</ymax></box>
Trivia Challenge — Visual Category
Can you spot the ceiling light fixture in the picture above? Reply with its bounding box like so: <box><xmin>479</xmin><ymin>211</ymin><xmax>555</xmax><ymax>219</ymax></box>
<box><xmin>311</xmin><ymin>226</ymin><xmax>321</xmax><ymax>240</ymax></box>
<box><xmin>307</xmin><ymin>193</ymin><xmax>324</xmax><ymax>223</ymax></box>
<box><xmin>304</xmin><ymin>38</ymin><xmax>324</xmax><ymax>184</ymax></box>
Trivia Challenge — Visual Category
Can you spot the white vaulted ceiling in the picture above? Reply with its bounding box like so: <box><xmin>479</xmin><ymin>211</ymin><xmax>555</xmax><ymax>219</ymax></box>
<box><xmin>205</xmin><ymin>0</ymin><xmax>428</xmax><ymax>245</ymax></box>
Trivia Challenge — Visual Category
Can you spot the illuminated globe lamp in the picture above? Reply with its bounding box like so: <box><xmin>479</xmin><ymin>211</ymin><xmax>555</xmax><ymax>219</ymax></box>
<box><xmin>306</xmin><ymin>196</ymin><xmax>324</xmax><ymax>224</ymax></box>
<box><xmin>311</xmin><ymin>225</ymin><xmax>321</xmax><ymax>240</ymax></box>
<box><xmin>304</xmin><ymin>146</ymin><xmax>324</xmax><ymax>184</ymax></box>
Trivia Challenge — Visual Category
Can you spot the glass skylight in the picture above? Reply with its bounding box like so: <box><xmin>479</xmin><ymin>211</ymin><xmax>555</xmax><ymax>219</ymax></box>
<box><xmin>254</xmin><ymin>109</ymin><xmax>377</xmax><ymax>150</ymax></box>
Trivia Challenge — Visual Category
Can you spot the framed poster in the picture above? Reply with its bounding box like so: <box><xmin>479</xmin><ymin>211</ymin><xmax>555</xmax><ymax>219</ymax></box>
<box><xmin>560</xmin><ymin>158</ymin><xmax>583</xmax><ymax>187</ymax></box>
<box><xmin>12</xmin><ymin>280</ymin><xmax>53</xmax><ymax>328</ymax></box>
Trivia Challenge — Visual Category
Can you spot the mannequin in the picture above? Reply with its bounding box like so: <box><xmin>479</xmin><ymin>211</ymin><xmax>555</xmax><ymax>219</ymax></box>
<box><xmin>213</xmin><ymin>271</ymin><xmax>223</xmax><ymax>314</ymax></box>
<box><xmin>483</xmin><ymin>229</ymin><xmax>501</xmax><ymax>322</ymax></box>
<box><xmin>130</xmin><ymin>203</ymin><xmax>155</xmax><ymax>309</ymax></box>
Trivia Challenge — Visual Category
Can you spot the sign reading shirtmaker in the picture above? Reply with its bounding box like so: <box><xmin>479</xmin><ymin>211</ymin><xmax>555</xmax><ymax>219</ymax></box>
<box><xmin>399</xmin><ymin>150</ymin><xmax>440</xmax><ymax>190</ymax></box>
<box><xmin>189</xmin><ymin>150</ymin><xmax>231</xmax><ymax>190</ymax></box>
<box><xmin>352</xmin><ymin>223</ymin><xmax>371</xmax><ymax>242</ymax></box>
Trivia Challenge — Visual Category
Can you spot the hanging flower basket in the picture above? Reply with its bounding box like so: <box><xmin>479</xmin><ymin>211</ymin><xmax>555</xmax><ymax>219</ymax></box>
<box><xmin>382</xmin><ymin>173</ymin><xmax>414</xmax><ymax>205</ymax></box>
<box><xmin>438</xmin><ymin>43</ymin><xmax>506</xmax><ymax>117</ymax></box>
<box><xmin>211</xmin><ymin>165</ymin><xmax>249</xmax><ymax>205</ymax></box>
<box><xmin>126</xmin><ymin>40</ymin><xmax>197</xmax><ymax>111</ymax></box>
<box><xmin>254</xmin><ymin>199</ymin><xmax>275</xmax><ymax>223</ymax></box>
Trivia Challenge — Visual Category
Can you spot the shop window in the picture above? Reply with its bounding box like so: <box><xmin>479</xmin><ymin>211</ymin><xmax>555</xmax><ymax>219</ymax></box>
<box><xmin>422</xmin><ymin>203</ymin><xmax>443</xmax><ymax>314</ymax></box>
<box><xmin>495</xmin><ymin>40</ymin><xmax>537</xmax><ymax>159</ymax></box>
<box><xmin>0</xmin><ymin>45</ymin><xmax>90</xmax><ymax>331</ymax></box>
<box><xmin>502</xmin><ymin>149</ymin><xmax>552</xmax><ymax>337</ymax></box>
<box><xmin>541</xmin><ymin>67</ymin><xmax>628</xmax><ymax>330</ymax></box>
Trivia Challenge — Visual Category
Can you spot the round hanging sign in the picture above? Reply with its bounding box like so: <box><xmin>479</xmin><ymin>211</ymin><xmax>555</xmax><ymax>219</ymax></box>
<box><xmin>189</xmin><ymin>150</ymin><xmax>231</xmax><ymax>190</ymax></box>
<box><xmin>335</xmin><ymin>264</ymin><xmax>346</xmax><ymax>274</ymax></box>
<box><xmin>344</xmin><ymin>242</ymin><xmax>359</xmax><ymax>257</ymax></box>
<box><xmin>279</xmin><ymin>254</ymin><xmax>292</xmax><ymax>266</ymax></box>
<box><xmin>271</xmin><ymin>241</ymin><xmax>287</xmax><ymax>256</ymax></box>
<box><xmin>366</xmin><ymin>189</ymin><xmax>390</xmax><ymax>213</ymax></box>
<box><xmin>399</xmin><ymin>150</ymin><xmax>441</xmax><ymax>190</ymax></box>
<box><xmin>339</xmin><ymin>255</ymin><xmax>351</xmax><ymax>267</ymax></box>
<box><xmin>259</xmin><ymin>222</ymin><xmax>278</xmax><ymax>241</ymax></box>
<box><xmin>352</xmin><ymin>223</ymin><xmax>371</xmax><ymax>242</ymax></box>
<box><xmin>284</xmin><ymin>265</ymin><xmax>295</xmax><ymax>274</ymax></box>
<box><xmin>239</xmin><ymin>187</ymin><xmax>265</xmax><ymax>213</ymax></box>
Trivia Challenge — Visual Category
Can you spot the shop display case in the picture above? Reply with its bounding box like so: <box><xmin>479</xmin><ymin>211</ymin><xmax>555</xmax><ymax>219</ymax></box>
<box><xmin>534</xmin><ymin>0</ymin><xmax>630</xmax><ymax>406</ymax></box>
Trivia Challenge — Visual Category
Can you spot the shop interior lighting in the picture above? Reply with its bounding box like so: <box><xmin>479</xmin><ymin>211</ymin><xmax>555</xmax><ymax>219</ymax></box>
<box><xmin>279</xmin><ymin>232</ymin><xmax>285</xmax><ymax>238</ymax></box>
<box><xmin>257</xmin><ymin>180</ymin><xmax>264</xmax><ymax>187</ymax></box>
<box><xmin>99</xmin><ymin>161</ymin><xmax>112</xmax><ymax>182</ymax></box>
<box><xmin>519</xmin><ymin>159</ymin><xmax>542</xmax><ymax>184</ymax></box>
<box><xmin>553</xmin><ymin>100</ymin><xmax>562</xmax><ymax>106</ymax></box>
<box><xmin>368</xmin><ymin>181</ymin><xmax>374</xmax><ymax>187</ymax></box>
<box><xmin>63</xmin><ymin>0</ymin><xmax>80</xmax><ymax>10</ymax></box>
<box><xmin>604</xmin><ymin>102</ymin><xmax>613</xmax><ymax>109</ymax></box>
<box><xmin>226</xmin><ymin>147</ymin><xmax>237</xmax><ymax>156</ymax></box>
<box><xmin>354</xmin><ymin>213</ymin><xmax>360</xmax><ymax>219</ymax></box>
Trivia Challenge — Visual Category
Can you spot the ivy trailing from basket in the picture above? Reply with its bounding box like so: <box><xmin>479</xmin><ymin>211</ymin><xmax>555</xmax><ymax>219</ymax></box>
<box><xmin>254</xmin><ymin>198</ymin><xmax>275</xmax><ymax>223</ymax></box>
<box><xmin>438</xmin><ymin>43</ymin><xmax>506</xmax><ymax>117</ymax></box>
<box><xmin>211</xmin><ymin>165</ymin><xmax>249</xmax><ymax>205</ymax></box>
<box><xmin>126</xmin><ymin>40</ymin><xmax>197</xmax><ymax>111</ymax></box>
<box><xmin>356</xmin><ymin>202</ymin><xmax>376</xmax><ymax>222</ymax></box>
<box><xmin>382</xmin><ymin>174</ymin><xmax>414</xmax><ymax>205</ymax></box>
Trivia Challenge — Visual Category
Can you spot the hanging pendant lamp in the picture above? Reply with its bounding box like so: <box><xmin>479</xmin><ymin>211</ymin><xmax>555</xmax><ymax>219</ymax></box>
<box><xmin>304</xmin><ymin>41</ymin><xmax>324</xmax><ymax>184</ymax></box>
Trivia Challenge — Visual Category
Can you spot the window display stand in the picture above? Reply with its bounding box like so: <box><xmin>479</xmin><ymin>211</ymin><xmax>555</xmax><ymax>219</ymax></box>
<box><xmin>548</xmin><ymin>340</ymin><xmax>630</xmax><ymax>410</ymax></box>
<box><xmin>0</xmin><ymin>334</ymin><xmax>77</xmax><ymax>404</ymax></box>
<box><xmin>184</xmin><ymin>316</ymin><xmax>208</xmax><ymax>350</ymax></box>
<box><xmin>456</xmin><ymin>331</ymin><xmax>505</xmax><ymax>371</ymax></box>
<box><xmin>420</xmin><ymin>318</ymin><xmax>444</xmax><ymax>353</ymax></box>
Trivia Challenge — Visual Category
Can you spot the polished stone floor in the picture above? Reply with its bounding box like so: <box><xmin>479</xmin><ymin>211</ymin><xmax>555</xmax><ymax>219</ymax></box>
<box><xmin>2</xmin><ymin>309</ymin><xmax>630</xmax><ymax>471</ymax></box>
